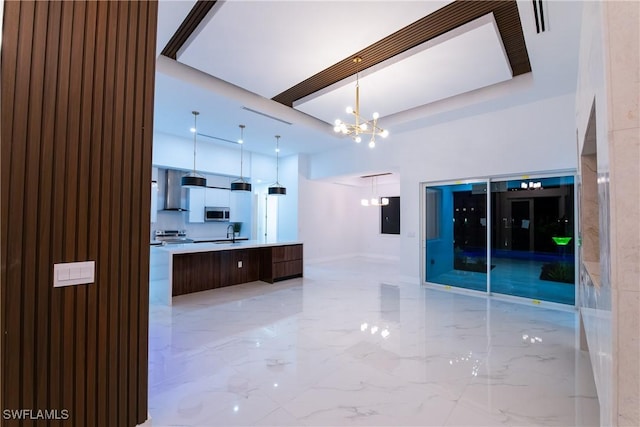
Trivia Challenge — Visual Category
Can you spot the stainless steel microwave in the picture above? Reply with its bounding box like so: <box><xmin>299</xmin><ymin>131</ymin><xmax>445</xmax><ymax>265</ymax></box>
<box><xmin>204</xmin><ymin>207</ymin><xmax>230</xmax><ymax>222</ymax></box>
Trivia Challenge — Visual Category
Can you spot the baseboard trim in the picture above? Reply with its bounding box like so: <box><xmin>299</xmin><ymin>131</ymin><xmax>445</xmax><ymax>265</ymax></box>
<box><xmin>304</xmin><ymin>253</ymin><xmax>361</xmax><ymax>265</ymax></box>
<box><xmin>399</xmin><ymin>274</ymin><xmax>421</xmax><ymax>285</ymax></box>
<box><xmin>305</xmin><ymin>253</ymin><xmax>401</xmax><ymax>265</ymax></box>
<box><xmin>359</xmin><ymin>253</ymin><xmax>400</xmax><ymax>262</ymax></box>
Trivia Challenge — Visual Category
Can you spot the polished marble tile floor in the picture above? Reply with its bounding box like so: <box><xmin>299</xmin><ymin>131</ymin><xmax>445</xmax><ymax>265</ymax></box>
<box><xmin>428</xmin><ymin>258</ymin><xmax>576</xmax><ymax>305</ymax></box>
<box><xmin>148</xmin><ymin>257</ymin><xmax>599</xmax><ymax>426</ymax></box>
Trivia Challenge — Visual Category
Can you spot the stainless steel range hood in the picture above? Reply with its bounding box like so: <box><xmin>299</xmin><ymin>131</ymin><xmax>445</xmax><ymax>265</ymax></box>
<box><xmin>162</xmin><ymin>169</ymin><xmax>188</xmax><ymax>211</ymax></box>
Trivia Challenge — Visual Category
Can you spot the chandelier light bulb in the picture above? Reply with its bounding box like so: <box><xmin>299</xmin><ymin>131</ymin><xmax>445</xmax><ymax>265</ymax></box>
<box><xmin>373</xmin><ymin>112</ymin><xmax>379</xmax><ymax>119</ymax></box>
<box><xmin>368</xmin><ymin>140</ymin><xmax>375</xmax><ymax>148</ymax></box>
<box><xmin>334</xmin><ymin>119</ymin><xmax>341</xmax><ymax>125</ymax></box>
<box><xmin>361</xmin><ymin>199</ymin><xmax>369</xmax><ymax>206</ymax></box>
<box><xmin>190</xmin><ymin>127</ymin><xmax>196</xmax><ymax>133</ymax></box>
<box><xmin>371</xmin><ymin>198</ymin><xmax>379</xmax><ymax>206</ymax></box>
<box><xmin>346</xmin><ymin>106</ymin><xmax>354</xmax><ymax>114</ymax></box>
<box><xmin>381</xmin><ymin>129</ymin><xmax>389</xmax><ymax>138</ymax></box>
<box><xmin>355</xmin><ymin>136</ymin><xmax>362</xmax><ymax>143</ymax></box>
<box><xmin>381</xmin><ymin>197</ymin><xmax>389</xmax><ymax>206</ymax></box>
<box><xmin>360</xmin><ymin>123</ymin><xmax>368</xmax><ymax>131</ymax></box>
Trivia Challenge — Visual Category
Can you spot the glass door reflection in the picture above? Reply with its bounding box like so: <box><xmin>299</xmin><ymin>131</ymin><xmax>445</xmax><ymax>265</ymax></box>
<box><xmin>425</xmin><ymin>181</ymin><xmax>488</xmax><ymax>292</ymax></box>
<box><xmin>490</xmin><ymin>176</ymin><xmax>575</xmax><ymax>304</ymax></box>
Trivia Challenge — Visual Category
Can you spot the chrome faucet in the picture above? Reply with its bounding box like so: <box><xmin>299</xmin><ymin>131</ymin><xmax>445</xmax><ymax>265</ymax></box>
<box><xmin>226</xmin><ymin>224</ymin><xmax>235</xmax><ymax>243</ymax></box>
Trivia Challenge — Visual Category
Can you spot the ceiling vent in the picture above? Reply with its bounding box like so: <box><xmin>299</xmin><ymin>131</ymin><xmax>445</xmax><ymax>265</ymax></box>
<box><xmin>532</xmin><ymin>0</ymin><xmax>547</xmax><ymax>33</ymax></box>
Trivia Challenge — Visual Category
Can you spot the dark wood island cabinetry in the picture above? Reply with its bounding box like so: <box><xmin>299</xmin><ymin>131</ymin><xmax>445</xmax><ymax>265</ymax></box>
<box><xmin>171</xmin><ymin>243</ymin><xmax>303</xmax><ymax>297</ymax></box>
<box><xmin>260</xmin><ymin>244</ymin><xmax>304</xmax><ymax>283</ymax></box>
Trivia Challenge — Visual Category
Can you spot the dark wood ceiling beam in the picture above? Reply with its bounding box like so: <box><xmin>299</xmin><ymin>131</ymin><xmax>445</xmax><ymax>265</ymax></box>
<box><xmin>272</xmin><ymin>0</ymin><xmax>531</xmax><ymax>107</ymax></box>
<box><xmin>161</xmin><ymin>0</ymin><xmax>218</xmax><ymax>60</ymax></box>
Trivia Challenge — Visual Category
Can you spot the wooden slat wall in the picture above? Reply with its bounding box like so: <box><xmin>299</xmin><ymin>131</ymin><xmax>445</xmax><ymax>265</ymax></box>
<box><xmin>1</xmin><ymin>1</ymin><xmax>158</xmax><ymax>426</ymax></box>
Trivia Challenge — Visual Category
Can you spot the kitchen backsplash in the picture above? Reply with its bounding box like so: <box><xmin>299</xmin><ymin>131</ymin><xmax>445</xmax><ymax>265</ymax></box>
<box><xmin>152</xmin><ymin>211</ymin><xmax>245</xmax><ymax>239</ymax></box>
<box><xmin>151</xmin><ymin>167</ymin><xmax>252</xmax><ymax>240</ymax></box>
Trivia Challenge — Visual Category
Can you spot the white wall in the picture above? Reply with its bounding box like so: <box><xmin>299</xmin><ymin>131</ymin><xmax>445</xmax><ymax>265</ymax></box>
<box><xmin>305</xmin><ymin>92</ymin><xmax>578</xmax><ymax>281</ymax></box>
<box><xmin>298</xmin><ymin>176</ymin><xmax>362</xmax><ymax>262</ymax></box>
<box><xmin>276</xmin><ymin>154</ymin><xmax>299</xmax><ymax>242</ymax></box>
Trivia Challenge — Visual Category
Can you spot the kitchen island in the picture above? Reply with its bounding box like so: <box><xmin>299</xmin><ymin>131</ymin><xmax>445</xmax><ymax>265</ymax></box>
<box><xmin>149</xmin><ymin>240</ymin><xmax>303</xmax><ymax>304</ymax></box>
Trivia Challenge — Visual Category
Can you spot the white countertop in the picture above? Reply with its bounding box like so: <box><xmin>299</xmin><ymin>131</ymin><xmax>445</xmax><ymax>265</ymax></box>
<box><xmin>154</xmin><ymin>240</ymin><xmax>303</xmax><ymax>255</ymax></box>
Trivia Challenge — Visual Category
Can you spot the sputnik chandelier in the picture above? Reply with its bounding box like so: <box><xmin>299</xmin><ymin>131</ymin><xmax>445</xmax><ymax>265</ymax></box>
<box><xmin>334</xmin><ymin>56</ymin><xmax>389</xmax><ymax>148</ymax></box>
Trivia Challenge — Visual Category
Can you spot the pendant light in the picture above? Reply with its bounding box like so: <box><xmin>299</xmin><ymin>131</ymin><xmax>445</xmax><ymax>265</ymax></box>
<box><xmin>181</xmin><ymin>111</ymin><xmax>207</xmax><ymax>188</ymax></box>
<box><xmin>268</xmin><ymin>135</ymin><xmax>286</xmax><ymax>196</ymax></box>
<box><xmin>230</xmin><ymin>124</ymin><xmax>252</xmax><ymax>192</ymax></box>
<box><xmin>361</xmin><ymin>175</ymin><xmax>389</xmax><ymax>206</ymax></box>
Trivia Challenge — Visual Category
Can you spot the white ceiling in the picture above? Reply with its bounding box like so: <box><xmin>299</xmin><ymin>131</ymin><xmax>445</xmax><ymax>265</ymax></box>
<box><xmin>154</xmin><ymin>0</ymin><xmax>584</xmax><ymax>184</ymax></box>
<box><xmin>178</xmin><ymin>0</ymin><xmax>450</xmax><ymax>98</ymax></box>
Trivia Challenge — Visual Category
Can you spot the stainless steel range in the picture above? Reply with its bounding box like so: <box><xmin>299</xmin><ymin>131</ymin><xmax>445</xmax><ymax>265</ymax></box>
<box><xmin>154</xmin><ymin>230</ymin><xmax>194</xmax><ymax>244</ymax></box>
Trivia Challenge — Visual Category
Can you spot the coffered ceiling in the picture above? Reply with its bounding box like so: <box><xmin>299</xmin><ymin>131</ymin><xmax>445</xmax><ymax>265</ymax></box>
<box><xmin>153</xmin><ymin>0</ymin><xmax>582</xmax><ymax>161</ymax></box>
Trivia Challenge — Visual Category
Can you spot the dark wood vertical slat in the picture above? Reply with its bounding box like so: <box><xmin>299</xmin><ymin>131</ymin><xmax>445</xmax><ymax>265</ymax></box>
<box><xmin>47</xmin><ymin>1</ymin><xmax>71</xmax><ymax>421</ymax></box>
<box><xmin>101</xmin><ymin>0</ymin><xmax>119</xmax><ymax>421</ymax></box>
<box><xmin>92</xmin><ymin>0</ymin><xmax>110</xmax><ymax>422</ymax></box>
<box><xmin>127</xmin><ymin>2</ymin><xmax>143</xmax><ymax>420</ymax></box>
<box><xmin>3</xmin><ymin>1</ymin><xmax>31</xmax><ymax>422</ymax></box>
<box><xmin>67</xmin><ymin>2</ymin><xmax>88</xmax><ymax>425</ymax></box>
<box><xmin>108</xmin><ymin>1</ymin><xmax>125</xmax><ymax>423</ymax></box>
<box><xmin>23</xmin><ymin>2</ymin><xmax>49</xmax><ymax>423</ymax></box>
<box><xmin>138</xmin><ymin>1</ymin><xmax>158</xmax><ymax>421</ymax></box>
<box><xmin>37</xmin><ymin>1</ymin><xmax>61</xmax><ymax>420</ymax></box>
<box><xmin>127</xmin><ymin>1</ymin><xmax>144</xmax><ymax>422</ymax></box>
<box><xmin>78</xmin><ymin>2</ymin><xmax>98</xmax><ymax>425</ymax></box>
<box><xmin>54</xmin><ymin>1</ymin><xmax>76</xmax><ymax>425</ymax></box>
<box><xmin>118</xmin><ymin>1</ymin><xmax>134</xmax><ymax>424</ymax></box>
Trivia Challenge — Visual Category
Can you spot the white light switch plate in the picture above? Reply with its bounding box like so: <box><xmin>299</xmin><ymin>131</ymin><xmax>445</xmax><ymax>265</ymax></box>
<box><xmin>53</xmin><ymin>261</ymin><xmax>95</xmax><ymax>287</ymax></box>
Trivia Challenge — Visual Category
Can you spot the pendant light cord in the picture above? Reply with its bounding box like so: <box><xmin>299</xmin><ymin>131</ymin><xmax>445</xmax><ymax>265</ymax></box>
<box><xmin>239</xmin><ymin>124</ymin><xmax>245</xmax><ymax>180</ymax></box>
<box><xmin>275</xmin><ymin>135</ymin><xmax>281</xmax><ymax>184</ymax></box>
<box><xmin>192</xmin><ymin>111</ymin><xmax>199</xmax><ymax>174</ymax></box>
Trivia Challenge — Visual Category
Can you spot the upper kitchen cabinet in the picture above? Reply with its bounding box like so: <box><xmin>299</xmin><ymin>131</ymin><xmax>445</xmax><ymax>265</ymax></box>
<box><xmin>151</xmin><ymin>181</ymin><xmax>158</xmax><ymax>223</ymax></box>
<box><xmin>188</xmin><ymin>188</ymin><xmax>206</xmax><ymax>223</ymax></box>
<box><xmin>205</xmin><ymin>188</ymin><xmax>230</xmax><ymax>207</ymax></box>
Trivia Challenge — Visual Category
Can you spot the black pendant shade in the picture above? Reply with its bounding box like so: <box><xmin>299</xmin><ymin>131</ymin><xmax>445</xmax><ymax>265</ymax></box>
<box><xmin>182</xmin><ymin>110</ymin><xmax>207</xmax><ymax>188</ymax></box>
<box><xmin>268</xmin><ymin>185</ymin><xmax>286</xmax><ymax>196</ymax></box>
<box><xmin>231</xmin><ymin>181</ymin><xmax>252</xmax><ymax>192</ymax></box>
<box><xmin>231</xmin><ymin>124</ymin><xmax>252</xmax><ymax>192</ymax></box>
<box><xmin>181</xmin><ymin>175</ymin><xmax>206</xmax><ymax>188</ymax></box>
<box><xmin>268</xmin><ymin>135</ymin><xmax>286</xmax><ymax>196</ymax></box>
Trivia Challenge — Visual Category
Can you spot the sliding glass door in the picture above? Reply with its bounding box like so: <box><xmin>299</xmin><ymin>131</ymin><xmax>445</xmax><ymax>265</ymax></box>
<box><xmin>423</xmin><ymin>175</ymin><xmax>576</xmax><ymax>305</ymax></box>
<box><xmin>490</xmin><ymin>176</ymin><xmax>575</xmax><ymax>304</ymax></box>
<box><xmin>425</xmin><ymin>181</ymin><xmax>488</xmax><ymax>292</ymax></box>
